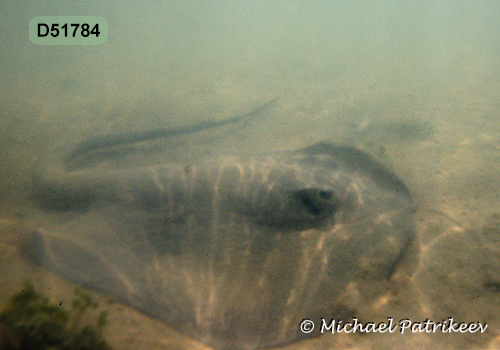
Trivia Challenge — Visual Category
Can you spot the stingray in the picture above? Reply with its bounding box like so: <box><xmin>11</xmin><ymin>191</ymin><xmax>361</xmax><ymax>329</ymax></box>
<box><xmin>25</xmin><ymin>98</ymin><xmax>414</xmax><ymax>350</ymax></box>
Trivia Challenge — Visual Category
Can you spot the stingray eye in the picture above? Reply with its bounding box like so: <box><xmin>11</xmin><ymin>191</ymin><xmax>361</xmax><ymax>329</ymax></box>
<box><xmin>294</xmin><ymin>189</ymin><xmax>337</xmax><ymax>217</ymax></box>
<box><xmin>302</xmin><ymin>196</ymin><xmax>321</xmax><ymax>215</ymax></box>
<box><xmin>296</xmin><ymin>190</ymin><xmax>322</xmax><ymax>216</ymax></box>
<box><xmin>319</xmin><ymin>190</ymin><xmax>332</xmax><ymax>199</ymax></box>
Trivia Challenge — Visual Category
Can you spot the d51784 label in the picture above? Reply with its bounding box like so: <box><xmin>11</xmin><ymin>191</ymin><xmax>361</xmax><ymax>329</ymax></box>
<box><xmin>29</xmin><ymin>16</ymin><xmax>108</xmax><ymax>45</ymax></box>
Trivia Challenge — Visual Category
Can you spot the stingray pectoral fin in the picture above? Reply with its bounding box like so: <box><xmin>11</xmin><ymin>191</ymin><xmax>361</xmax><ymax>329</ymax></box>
<box><xmin>25</xmin><ymin>229</ymin><xmax>130</xmax><ymax>298</ymax></box>
<box><xmin>23</xmin><ymin>206</ymin><xmax>154</xmax><ymax>306</ymax></box>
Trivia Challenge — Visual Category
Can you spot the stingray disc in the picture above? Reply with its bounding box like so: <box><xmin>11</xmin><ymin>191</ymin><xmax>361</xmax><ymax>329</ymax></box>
<box><xmin>29</xmin><ymin>142</ymin><xmax>414</xmax><ymax>350</ymax></box>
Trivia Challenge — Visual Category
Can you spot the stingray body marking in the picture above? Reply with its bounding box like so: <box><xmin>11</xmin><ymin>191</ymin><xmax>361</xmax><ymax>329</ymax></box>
<box><xmin>28</xmin><ymin>100</ymin><xmax>414</xmax><ymax>350</ymax></box>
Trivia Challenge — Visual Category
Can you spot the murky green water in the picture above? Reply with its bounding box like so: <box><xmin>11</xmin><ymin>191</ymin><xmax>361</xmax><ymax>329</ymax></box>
<box><xmin>1</xmin><ymin>1</ymin><xmax>500</xmax><ymax>349</ymax></box>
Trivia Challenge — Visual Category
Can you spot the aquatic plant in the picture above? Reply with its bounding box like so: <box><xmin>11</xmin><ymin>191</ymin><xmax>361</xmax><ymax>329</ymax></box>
<box><xmin>0</xmin><ymin>281</ymin><xmax>111</xmax><ymax>350</ymax></box>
